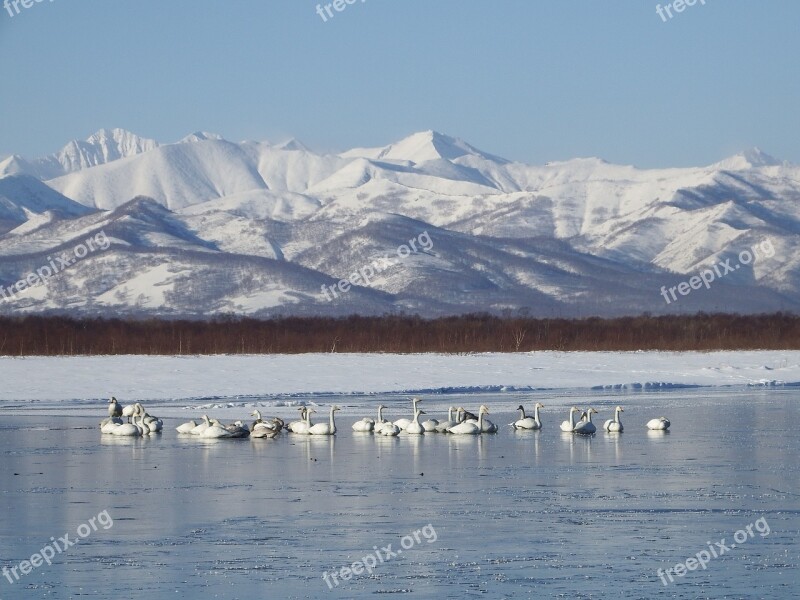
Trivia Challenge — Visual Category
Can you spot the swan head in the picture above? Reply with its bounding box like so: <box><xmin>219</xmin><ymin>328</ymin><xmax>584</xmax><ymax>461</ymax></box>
<box><xmin>332</xmin><ymin>405</ymin><xmax>341</xmax><ymax>412</ymax></box>
<box><xmin>588</xmin><ymin>407</ymin><xmax>598</xmax><ymax>415</ymax></box>
<box><xmin>569</xmin><ymin>406</ymin><xmax>579</xmax><ymax>413</ymax></box>
<box><xmin>615</xmin><ymin>406</ymin><xmax>624</xmax><ymax>412</ymax></box>
<box><xmin>535</xmin><ymin>402</ymin><xmax>545</xmax><ymax>409</ymax></box>
<box><xmin>479</xmin><ymin>405</ymin><xmax>489</xmax><ymax>414</ymax></box>
<box><xmin>378</xmin><ymin>404</ymin><xmax>386</xmax><ymax>409</ymax></box>
<box><xmin>516</xmin><ymin>405</ymin><xmax>525</xmax><ymax>411</ymax></box>
<box><xmin>251</xmin><ymin>410</ymin><xmax>262</xmax><ymax>419</ymax></box>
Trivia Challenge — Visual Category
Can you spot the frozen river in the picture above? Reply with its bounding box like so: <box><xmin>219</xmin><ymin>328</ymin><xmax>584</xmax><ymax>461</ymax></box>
<box><xmin>1</xmin><ymin>387</ymin><xmax>798</xmax><ymax>599</ymax></box>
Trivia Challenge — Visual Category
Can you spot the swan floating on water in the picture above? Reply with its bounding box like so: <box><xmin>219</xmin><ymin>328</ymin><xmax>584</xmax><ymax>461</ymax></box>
<box><xmin>560</xmin><ymin>407</ymin><xmax>580</xmax><ymax>432</ymax></box>
<box><xmin>647</xmin><ymin>416</ymin><xmax>671</xmax><ymax>430</ymax></box>
<box><xmin>573</xmin><ymin>408</ymin><xmax>598</xmax><ymax>435</ymax></box>
<box><xmin>448</xmin><ymin>405</ymin><xmax>489</xmax><ymax>435</ymax></box>
<box><xmin>405</xmin><ymin>407</ymin><xmax>426</xmax><ymax>435</ymax></box>
<box><xmin>393</xmin><ymin>397</ymin><xmax>421</xmax><ymax>431</ymax></box>
<box><xmin>513</xmin><ymin>403</ymin><xmax>544</xmax><ymax>430</ymax></box>
<box><xmin>309</xmin><ymin>405</ymin><xmax>340</xmax><ymax>436</ymax></box>
<box><xmin>176</xmin><ymin>420</ymin><xmax>197</xmax><ymax>434</ymax></box>
<box><xmin>604</xmin><ymin>406</ymin><xmax>624</xmax><ymax>432</ymax></box>
<box><xmin>434</xmin><ymin>407</ymin><xmax>458</xmax><ymax>433</ymax></box>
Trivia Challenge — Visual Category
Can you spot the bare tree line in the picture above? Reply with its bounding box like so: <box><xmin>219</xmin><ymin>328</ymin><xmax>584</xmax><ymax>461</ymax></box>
<box><xmin>0</xmin><ymin>313</ymin><xmax>797</xmax><ymax>356</ymax></box>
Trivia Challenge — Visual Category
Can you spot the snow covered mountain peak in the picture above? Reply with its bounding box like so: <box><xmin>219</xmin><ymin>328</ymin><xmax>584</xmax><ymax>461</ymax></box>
<box><xmin>180</xmin><ymin>131</ymin><xmax>226</xmax><ymax>144</ymax></box>
<box><xmin>377</xmin><ymin>130</ymin><xmax>509</xmax><ymax>164</ymax></box>
<box><xmin>713</xmin><ymin>147</ymin><xmax>784</xmax><ymax>171</ymax></box>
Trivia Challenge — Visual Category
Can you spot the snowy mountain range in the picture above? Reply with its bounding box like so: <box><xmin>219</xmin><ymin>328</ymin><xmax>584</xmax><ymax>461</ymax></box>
<box><xmin>0</xmin><ymin>128</ymin><xmax>798</xmax><ymax>317</ymax></box>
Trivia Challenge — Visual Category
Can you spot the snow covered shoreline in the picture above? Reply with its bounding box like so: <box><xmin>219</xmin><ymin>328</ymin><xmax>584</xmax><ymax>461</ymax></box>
<box><xmin>0</xmin><ymin>351</ymin><xmax>798</xmax><ymax>403</ymax></box>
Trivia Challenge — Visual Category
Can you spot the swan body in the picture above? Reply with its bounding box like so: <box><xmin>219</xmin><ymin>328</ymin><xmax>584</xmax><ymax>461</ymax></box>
<box><xmin>421</xmin><ymin>418</ymin><xmax>439</xmax><ymax>432</ymax></box>
<box><xmin>603</xmin><ymin>406</ymin><xmax>624</xmax><ymax>432</ymax></box>
<box><xmin>287</xmin><ymin>407</ymin><xmax>309</xmax><ymax>433</ymax></box>
<box><xmin>143</xmin><ymin>415</ymin><xmax>163</xmax><ymax>433</ymax></box>
<box><xmin>121</xmin><ymin>403</ymin><xmax>137</xmax><ymax>423</ymax></box>
<box><xmin>434</xmin><ymin>407</ymin><xmax>458</xmax><ymax>433</ymax></box>
<box><xmin>176</xmin><ymin>420</ymin><xmax>197</xmax><ymax>434</ymax></box>
<box><xmin>573</xmin><ymin>408</ymin><xmax>598</xmax><ymax>435</ymax></box>
<box><xmin>251</xmin><ymin>419</ymin><xmax>281</xmax><ymax>438</ymax></box>
<box><xmin>309</xmin><ymin>406</ymin><xmax>340</xmax><ymax>436</ymax></box>
<box><xmin>352</xmin><ymin>418</ymin><xmax>375</xmax><ymax>432</ymax></box>
<box><xmin>381</xmin><ymin>423</ymin><xmax>401</xmax><ymax>436</ymax></box>
<box><xmin>224</xmin><ymin>421</ymin><xmax>250</xmax><ymax>438</ymax></box>
<box><xmin>373</xmin><ymin>405</ymin><xmax>391</xmax><ymax>433</ymax></box>
<box><xmin>201</xmin><ymin>418</ymin><xmax>233</xmax><ymax>439</ymax></box>
<box><xmin>290</xmin><ymin>409</ymin><xmax>314</xmax><ymax>435</ymax></box>
<box><xmin>100</xmin><ymin>417</ymin><xmax>123</xmax><ymax>434</ymax></box>
<box><xmin>189</xmin><ymin>416</ymin><xmax>212</xmax><ymax>436</ymax></box>
<box><xmin>405</xmin><ymin>409</ymin><xmax>426</xmax><ymax>435</ymax></box>
<box><xmin>448</xmin><ymin>405</ymin><xmax>488</xmax><ymax>435</ymax></box>
<box><xmin>647</xmin><ymin>417</ymin><xmax>671</xmax><ymax>430</ymax></box>
<box><xmin>560</xmin><ymin>407</ymin><xmax>580</xmax><ymax>432</ymax></box>
<box><xmin>110</xmin><ymin>417</ymin><xmax>141</xmax><ymax>437</ymax></box>
<box><xmin>393</xmin><ymin>418</ymin><xmax>412</xmax><ymax>431</ymax></box>
<box><xmin>108</xmin><ymin>397</ymin><xmax>123</xmax><ymax>418</ymax></box>
<box><xmin>514</xmin><ymin>403</ymin><xmax>544</xmax><ymax>430</ymax></box>
<box><xmin>393</xmin><ymin>397</ymin><xmax>422</xmax><ymax>431</ymax></box>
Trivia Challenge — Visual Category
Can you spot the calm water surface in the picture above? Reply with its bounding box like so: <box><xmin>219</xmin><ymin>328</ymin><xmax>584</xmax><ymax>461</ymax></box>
<box><xmin>0</xmin><ymin>389</ymin><xmax>798</xmax><ymax>599</ymax></box>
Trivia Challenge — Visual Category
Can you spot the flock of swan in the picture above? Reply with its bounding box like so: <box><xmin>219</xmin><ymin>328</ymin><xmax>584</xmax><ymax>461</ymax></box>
<box><xmin>99</xmin><ymin>396</ymin><xmax>672</xmax><ymax>438</ymax></box>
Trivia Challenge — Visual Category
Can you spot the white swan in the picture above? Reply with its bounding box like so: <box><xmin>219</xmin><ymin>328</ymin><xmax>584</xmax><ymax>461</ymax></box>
<box><xmin>352</xmin><ymin>416</ymin><xmax>375</xmax><ymax>432</ymax></box>
<box><xmin>421</xmin><ymin>416</ymin><xmax>439</xmax><ymax>432</ymax></box>
<box><xmin>393</xmin><ymin>397</ymin><xmax>421</xmax><ymax>431</ymax></box>
<box><xmin>110</xmin><ymin>416</ymin><xmax>141</xmax><ymax>437</ymax></box>
<box><xmin>137</xmin><ymin>404</ymin><xmax>163</xmax><ymax>433</ymax></box>
<box><xmin>448</xmin><ymin>405</ymin><xmax>488</xmax><ymax>435</ymax></box>
<box><xmin>434</xmin><ymin>407</ymin><xmax>458</xmax><ymax>433</ymax></box>
<box><xmin>201</xmin><ymin>418</ymin><xmax>233</xmax><ymax>439</ymax></box>
<box><xmin>291</xmin><ymin>409</ymin><xmax>315</xmax><ymax>435</ymax></box>
<box><xmin>560</xmin><ymin>407</ymin><xmax>580</xmax><ymax>432</ymax></box>
<box><xmin>188</xmin><ymin>415</ymin><xmax>212</xmax><ymax>436</ymax></box>
<box><xmin>381</xmin><ymin>422</ymin><xmax>401</xmax><ymax>436</ymax></box>
<box><xmin>573</xmin><ymin>408</ymin><xmax>598</xmax><ymax>435</ymax></box>
<box><xmin>603</xmin><ymin>406</ymin><xmax>624</xmax><ymax>432</ymax></box>
<box><xmin>176</xmin><ymin>420</ymin><xmax>197</xmax><ymax>434</ymax></box>
<box><xmin>373</xmin><ymin>405</ymin><xmax>391</xmax><ymax>434</ymax></box>
<box><xmin>288</xmin><ymin>408</ymin><xmax>312</xmax><ymax>433</ymax></box>
<box><xmin>513</xmin><ymin>403</ymin><xmax>544</xmax><ymax>430</ymax></box>
<box><xmin>405</xmin><ymin>408</ymin><xmax>426</xmax><ymax>435</ymax></box>
<box><xmin>647</xmin><ymin>416</ymin><xmax>671</xmax><ymax>430</ymax></box>
<box><xmin>309</xmin><ymin>405</ymin><xmax>340</xmax><ymax>436</ymax></box>
<box><xmin>251</xmin><ymin>411</ymin><xmax>281</xmax><ymax>431</ymax></box>
<box><xmin>121</xmin><ymin>403</ymin><xmax>137</xmax><ymax>423</ymax></box>
<box><xmin>100</xmin><ymin>417</ymin><xmax>123</xmax><ymax>434</ymax></box>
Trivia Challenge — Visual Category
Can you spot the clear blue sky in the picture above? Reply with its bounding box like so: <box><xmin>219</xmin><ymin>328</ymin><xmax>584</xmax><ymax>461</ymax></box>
<box><xmin>1</xmin><ymin>0</ymin><xmax>798</xmax><ymax>167</ymax></box>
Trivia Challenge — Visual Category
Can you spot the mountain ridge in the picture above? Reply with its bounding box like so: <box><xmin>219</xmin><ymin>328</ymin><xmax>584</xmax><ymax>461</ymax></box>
<box><xmin>0</xmin><ymin>129</ymin><xmax>797</xmax><ymax>318</ymax></box>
